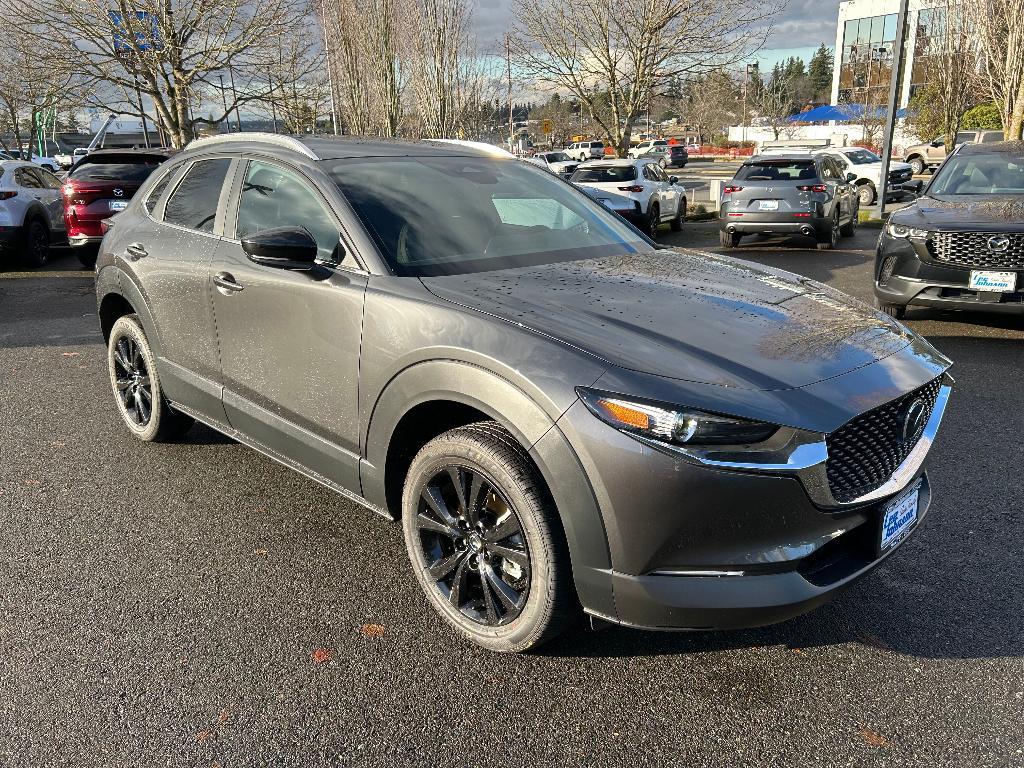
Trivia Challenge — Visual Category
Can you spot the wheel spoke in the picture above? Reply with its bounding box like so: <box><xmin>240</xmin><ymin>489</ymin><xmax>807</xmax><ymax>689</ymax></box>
<box><xmin>416</xmin><ymin>512</ymin><xmax>457</xmax><ymax>538</ymax></box>
<box><xmin>448</xmin><ymin>467</ymin><xmax>468</xmax><ymax>517</ymax></box>
<box><xmin>136</xmin><ymin>375</ymin><xmax>151</xmax><ymax>388</ymax></box>
<box><xmin>427</xmin><ymin>550</ymin><xmax>465</xmax><ymax>581</ymax></box>
<box><xmin>488</xmin><ymin>542</ymin><xmax>529</xmax><ymax>567</ymax></box>
<box><xmin>135</xmin><ymin>390</ymin><xmax>150</xmax><ymax>424</ymax></box>
<box><xmin>115</xmin><ymin>377</ymin><xmax>132</xmax><ymax>391</ymax></box>
<box><xmin>464</xmin><ymin>471</ymin><xmax>487</xmax><ymax>526</ymax></box>
<box><xmin>114</xmin><ymin>340</ymin><xmax>131</xmax><ymax>373</ymax></box>
<box><xmin>486</xmin><ymin>511</ymin><xmax>521</xmax><ymax>543</ymax></box>
<box><xmin>480</xmin><ymin>570</ymin><xmax>501</xmax><ymax>624</ymax></box>
<box><xmin>448</xmin><ymin>557</ymin><xmax>470</xmax><ymax>609</ymax></box>
<box><xmin>421</xmin><ymin>485</ymin><xmax>458</xmax><ymax>527</ymax></box>
<box><xmin>482</xmin><ymin>563</ymin><xmax>520</xmax><ymax>613</ymax></box>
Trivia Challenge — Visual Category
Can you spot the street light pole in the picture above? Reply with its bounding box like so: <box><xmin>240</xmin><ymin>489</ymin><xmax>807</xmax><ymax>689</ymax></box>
<box><xmin>878</xmin><ymin>0</ymin><xmax>910</xmax><ymax>217</ymax></box>
<box><xmin>218</xmin><ymin>73</ymin><xmax>230</xmax><ymax>132</ymax></box>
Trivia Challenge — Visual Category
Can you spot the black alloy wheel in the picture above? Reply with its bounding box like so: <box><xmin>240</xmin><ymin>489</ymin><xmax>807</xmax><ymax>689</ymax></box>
<box><xmin>647</xmin><ymin>203</ymin><xmax>660</xmax><ymax>239</ymax></box>
<box><xmin>415</xmin><ymin>465</ymin><xmax>531</xmax><ymax>627</ymax></box>
<box><xmin>817</xmin><ymin>213</ymin><xmax>839</xmax><ymax>250</ymax></box>
<box><xmin>112</xmin><ymin>334</ymin><xmax>153</xmax><ymax>427</ymax></box>
<box><xmin>22</xmin><ymin>219</ymin><xmax>49</xmax><ymax>267</ymax></box>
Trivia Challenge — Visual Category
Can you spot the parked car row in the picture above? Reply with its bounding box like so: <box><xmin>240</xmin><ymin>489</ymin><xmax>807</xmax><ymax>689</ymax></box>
<box><xmin>91</xmin><ymin>132</ymin><xmax>953</xmax><ymax>652</ymax></box>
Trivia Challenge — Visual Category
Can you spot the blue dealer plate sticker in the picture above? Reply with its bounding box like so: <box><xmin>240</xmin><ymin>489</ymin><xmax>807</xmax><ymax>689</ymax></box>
<box><xmin>969</xmin><ymin>270</ymin><xmax>1016</xmax><ymax>292</ymax></box>
<box><xmin>881</xmin><ymin>483</ymin><xmax>920</xmax><ymax>550</ymax></box>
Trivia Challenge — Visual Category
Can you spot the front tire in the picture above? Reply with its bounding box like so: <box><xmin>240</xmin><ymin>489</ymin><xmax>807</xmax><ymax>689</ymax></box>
<box><xmin>402</xmin><ymin>422</ymin><xmax>576</xmax><ymax>652</ymax></box>
<box><xmin>857</xmin><ymin>183</ymin><xmax>876</xmax><ymax>207</ymax></box>
<box><xmin>670</xmin><ymin>199</ymin><xmax>685</xmax><ymax>231</ymax></box>
<box><xmin>107</xmin><ymin>315</ymin><xmax>194</xmax><ymax>442</ymax></box>
<box><xmin>908</xmin><ymin>156</ymin><xmax>925</xmax><ymax>176</ymax></box>
<box><xmin>646</xmin><ymin>202</ymin><xmax>660</xmax><ymax>239</ymax></box>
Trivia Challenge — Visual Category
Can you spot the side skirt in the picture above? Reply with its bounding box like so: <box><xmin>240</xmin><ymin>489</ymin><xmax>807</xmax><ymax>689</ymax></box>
<box><xmin>171</xmin><ymin>401</ymin><xmax>392</xmax><ymax>522</ymax></box>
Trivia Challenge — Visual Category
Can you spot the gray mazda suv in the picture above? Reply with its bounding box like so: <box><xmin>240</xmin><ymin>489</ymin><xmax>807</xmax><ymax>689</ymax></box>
<box><xmin>94</xmin><ymin>133</ymin><xmax>953</xmax><ymax>652</ymax></box>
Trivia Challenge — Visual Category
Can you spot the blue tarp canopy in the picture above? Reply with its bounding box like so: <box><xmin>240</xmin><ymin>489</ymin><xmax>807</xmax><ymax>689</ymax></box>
<box><xmin>788</xmin><ymin>104</ymin><xmax>907</xmax><ymax>122</ymax></box>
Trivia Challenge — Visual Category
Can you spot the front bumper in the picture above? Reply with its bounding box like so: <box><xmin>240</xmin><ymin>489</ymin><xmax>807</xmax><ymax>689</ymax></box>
<box><xmin>557</xmin><ymin>371</ymin><xmax>951</xmax><ymax>631</ymax></box>
<box><xmin>874</xmin><ymin>235</ymin><xmax>1024</xmax><ymax>313</ymax></box>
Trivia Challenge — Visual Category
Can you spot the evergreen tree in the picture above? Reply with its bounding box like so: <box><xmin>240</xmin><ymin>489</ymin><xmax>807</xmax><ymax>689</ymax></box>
<box><xmin>808</xmin><ymin>44</ymin><xmax>834</xmax><ymax>101</ymax></box>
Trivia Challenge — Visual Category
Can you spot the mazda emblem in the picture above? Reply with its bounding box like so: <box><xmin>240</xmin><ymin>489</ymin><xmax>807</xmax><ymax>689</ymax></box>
<box><xmin>113</xmin><ymin>188</ymin><xmax>124</xmax><ymax>197</ymax></box>
<box><xmin>987</xmin><ymin>235</ymin><xmax>1010</xmax><ymax>252</ymax></box>
<box><xmin>899</xmin><ymin>398</ymin><xmax>928</xmax><ymax>446</ymax></box>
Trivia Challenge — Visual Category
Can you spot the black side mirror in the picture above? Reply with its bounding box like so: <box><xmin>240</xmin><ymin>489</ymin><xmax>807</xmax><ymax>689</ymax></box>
<box><xmin>669</xmin><ymin>176</ymin><xmax>679</xmax><ymax>185</ymax></box>
<box><xmin>241</xmin><ymin>226</ymin><xmax>318</xmax><ymax>270</ymax></box>
<box><xmin>930</xmin><ymin>138</ymin><xmax>943</xmax><ymax>147</ymax></box>
<box><xmin>846</xmin><ymin>172</ymin><xmax>858</xmax><ymax>182</ymax></box>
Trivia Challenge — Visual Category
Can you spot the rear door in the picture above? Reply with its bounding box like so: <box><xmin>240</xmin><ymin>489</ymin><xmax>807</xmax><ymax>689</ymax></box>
<box><xmin>211</xmin><ymin>158</ymin><xmax>367</xmax><ymax>491</ymax></box>
<box><xmin>32</xmin><ymin>167</ymin><xmax>66</xmax><ymax>233</ymax></box>
<box><xmin>128</xmin><ymin>157</ymin><xmax>234</xmax><ymax>419</ymax></box>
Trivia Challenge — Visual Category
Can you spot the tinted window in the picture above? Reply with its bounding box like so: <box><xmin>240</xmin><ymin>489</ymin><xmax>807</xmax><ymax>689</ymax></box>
<box><xmin>954</xmin><ymin>132</ymin><xmax>973</xmax><ymax>146</ymax></box>
<box><xmin>980</xmin><ymin>132</ymin><xmax>1005</xmax><ymax>143</ymax></box>
<box><xmin>642</xmin><ymin>164</ymin><xmax>658</xmax><ymax>181</ymax></box>
<box><xmin>843</xmin><ymin>149</ymin><xmax>881</xmax><ymax>164</ymax></box>
<box><xmin>14</xmin><ymin>168</ymin><xmax>41</xmax><ymax>188</ymax></box>
<box><xmin>236</xmin><ymin>161</ymin><xmax>342</xmax><ymax>263</ymax></box>
<box><xmin>70</xmin><ymin>156</ymin><xmax>162</xmax><ymax>182</ymax></box>
<box><xmin>735</xmin><ymin>160</ymin><xmax>817</xmax><ymax>181</ymax></box>
<box><xmin>326</xmin><ymin>156</ymin><xmax>650</xmax><ymax>276</ymax></box>
<box><xmin>571</xmin><ymin>165</ymin><xmax>636</xmax><ymax>183</ymax></box>
<box><xmin>144</xmin><ymin>170</ymin><xmax>175</xmax><ymax>215</ymax></box>
<box><xmin>39</xmin><ymin>169</ymin><xmax>63</xmax><ymax>189</ymax></box>
<box><xmin>163</xmin><ymin>158</ymin><xmax>231</xmax><ymax>233</ymax></box>
<box><xmin>929</xmin><ymin>151</ymin><xmax>1024</xmax><ymax>195</ymax></box>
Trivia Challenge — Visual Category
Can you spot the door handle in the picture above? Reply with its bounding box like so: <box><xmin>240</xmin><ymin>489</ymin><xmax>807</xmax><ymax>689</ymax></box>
<box><xmin>125</xmin><ymin>243</ymin><xmax>148</xmax><ymax>260</ymax></box>
<box><xmin>214</xmin><ymin>271</ymin><xmax>244</xmax><ymax>292</ymax></box>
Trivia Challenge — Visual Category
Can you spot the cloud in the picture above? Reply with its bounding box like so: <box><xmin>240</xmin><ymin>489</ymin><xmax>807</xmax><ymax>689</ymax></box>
<box><xmin>471</xmin><ymin>0</ymin><xmax>842</xmax><ymax>54</ymax></box>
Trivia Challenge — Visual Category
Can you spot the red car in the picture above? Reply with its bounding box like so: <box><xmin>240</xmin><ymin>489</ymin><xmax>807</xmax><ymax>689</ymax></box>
<box><xmin>62</xmin><ymin>148</ymin><xmax>176</xmax><ymax>267</ymax></box>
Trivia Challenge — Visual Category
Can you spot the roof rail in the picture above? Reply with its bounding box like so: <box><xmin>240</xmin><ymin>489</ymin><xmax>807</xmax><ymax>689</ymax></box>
<box><xmin>185</xmin><ymin>132</ymin><xmax>319</xmax><ymax>160</ymax></box>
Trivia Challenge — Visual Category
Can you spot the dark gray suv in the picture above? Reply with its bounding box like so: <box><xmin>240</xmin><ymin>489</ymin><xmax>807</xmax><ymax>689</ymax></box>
<box><xmin>95</xmin><ymin>133</ymin><xmax>953</xmax><ymax>652</ymax></box>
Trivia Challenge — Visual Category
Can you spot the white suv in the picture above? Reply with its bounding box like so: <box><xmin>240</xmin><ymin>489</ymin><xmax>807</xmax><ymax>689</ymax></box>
<box><xmin>569</xmin><ymin>157</ymin><xmax>686</xmax><ymax>240</ymax></box>
<box><xmin>0</xmin><ymin>161</ymin><xmax>67</xmax><ymax>267</ymax></box>
<box><xmin>566</xmin><ymin>140</ymin><xmax>606</xmax><ymax>162</ymax></box>
<box><xmin>628</xmin><ymin>139</ymin><xmax>667</xmax><ymax>159</ymax></box>
<box><xmin>812</xmin><ymin>147</ymin><xmax>918</xmax><ymax>206</ymax></box>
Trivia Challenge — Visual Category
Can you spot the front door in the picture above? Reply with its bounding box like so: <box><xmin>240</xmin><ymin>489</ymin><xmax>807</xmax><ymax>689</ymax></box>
<box><xmin>212</xmin><ymin>159</ymin><xmax>367</xmax><ymax>491</ymax></box>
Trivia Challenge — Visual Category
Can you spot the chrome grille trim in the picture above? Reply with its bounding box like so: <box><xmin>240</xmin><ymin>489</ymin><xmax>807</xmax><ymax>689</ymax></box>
<box><xmin>928</xmin><ymin>231</ymin><xmax>1024</xmax><ymax>270</ymax></box>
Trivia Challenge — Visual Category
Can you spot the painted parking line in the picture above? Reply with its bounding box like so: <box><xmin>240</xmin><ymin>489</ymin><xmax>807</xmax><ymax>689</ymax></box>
<box><xmin>0</xmin><ymin>271</ymin><xmax>94</xmax><ymax>279</ymax></box>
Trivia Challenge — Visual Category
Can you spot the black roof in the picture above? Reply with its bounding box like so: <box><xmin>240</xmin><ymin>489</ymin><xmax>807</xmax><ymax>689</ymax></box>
<box><xmin>958</xmin><ymin>140</ymin><xmax>1024</xmax><ymax>155</ymax></box>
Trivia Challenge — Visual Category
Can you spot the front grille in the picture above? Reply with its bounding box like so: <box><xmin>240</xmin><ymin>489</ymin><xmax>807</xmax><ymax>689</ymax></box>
<box><xmin>889</xmin><ymin>168</ymin><xmax>913</xmax><ymax>183</ymax></box>
<box><xmin>928</xmin><ymin>231</ymin><xmax>1024</xmax><ymax>270</ymax></box>
<box><xmin>826</xmin><ymin>378</ymin><xmax>942</xmax><ymax>503</ymax></box>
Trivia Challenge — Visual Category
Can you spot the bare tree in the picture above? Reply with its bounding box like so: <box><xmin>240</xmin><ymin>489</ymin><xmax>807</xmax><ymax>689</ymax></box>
<box><xmin>680</xmin><ymin>70</ymin><xmax>739</xmax><ymax>144</ymax></box>
<box><xmin>17</xmin><ymin>0</ymin><xmax>316</xmax><ymax>147</ymax></box>
<box><xmin>511</xmin><ymin>0</ymin><xmax>781</xmax><ymax>155</ymax></box>
<box><xmin>0</xmin><ymin>17</ymin><xmax>92</xmax><ymax>153</ymax></box>
<box><xmin>968</xmin><ymin>0</ymin><xmax>1024</xmax><ymax>139</ymax></box>
<box><xmin>406</xmin><ymin>0</ymin><xmax>475</xmax><ymax>139</ymax></box>
<box><xmin>324</xmin><ymin>0</ymin><xmax>373</xmax><ymax>135</ymax></box>
<box><xmin>365</xmin><ymin>0</ymin><xmax>405</xmax><ymax>137</ymax></box>
<box><xmin>255</xmin><ymin>26</ymin><xmax>330</xmax><ymax>133</ymax></box>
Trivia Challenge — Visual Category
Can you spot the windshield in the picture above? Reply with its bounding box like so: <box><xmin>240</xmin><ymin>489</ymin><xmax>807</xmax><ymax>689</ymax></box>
<box><xmin>735</xmin><ymin>160</ymin><xmax>816</xmax><ymax>181</ymax></box>
<box><xmin>570</xmin><ymin>166</ymin><xmax>636</xmax><ymax>183</ymax></box>
<box><xmin>545</xmin><ymin>152</ymin><xmax>571</xmax><ymax>162</ymax></box>
<box><xmin>325</xmin><ymin>156</ymin><xmax>650</xmax><ymax>276</ymax></box>
<box><xmin>844</xmin><ymin>149</ymin><xmax>881</xmax><ymax>165</ymax></box>
<box><xmin>929</xmin><ymin>151</ymin><xmax>1024</xmax><ymax>195</ymax></box>
<box><xmin>70</xmin><ymin>157</ymin><xmax>162</xmax><ymax>182</ymax></box>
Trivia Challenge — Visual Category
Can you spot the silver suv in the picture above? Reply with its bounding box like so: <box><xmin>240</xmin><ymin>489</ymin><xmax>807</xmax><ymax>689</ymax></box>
<box><xmin>0</xmin><ymin>161</ymin><xmax>67</xmax><ymax>267</ymax></box>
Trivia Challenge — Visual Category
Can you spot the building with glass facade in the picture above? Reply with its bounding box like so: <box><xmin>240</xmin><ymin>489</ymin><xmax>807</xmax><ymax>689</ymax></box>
<box><xmin>831</xmin><ymin>0</ymin><xmax>944</xmax><ymax>111</ymax></box>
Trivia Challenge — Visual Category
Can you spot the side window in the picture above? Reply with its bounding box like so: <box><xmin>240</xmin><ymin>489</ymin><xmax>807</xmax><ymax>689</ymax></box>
<box><xmin>821</xmin><ymin>160</ymin><xmax>836</xmax><ymax>179</ymax></box>
<box><xmin>144</xmin><ymin>169</ymin><xmax>175</xmax><ymax>216</ymax></box>
<box><xmin>653</xmin><ymin>164</ymin><xmax>668</xmax><ymax>182</ymax></box>
<box><xmin>39</xmin><ymin>169</ymin><xmax>63</xmax><ymax>189</ymax></box>
<box><xmin>163</xmin><ymin>158</ymin><xmax>231</xmax><ymax>233</ymax></box>
<box><xmin>14</xmin><ymin>168</ymin><xmax>42</xmax><ymax>188</ymax></box>
<box><xmin>954</xmin><ymin>132</ymin><xmax>973</xmax><ymax>145</ymax></box>
<box><xmin>642</xmin><ymin>164</ymin><xmax>658</xmax><ymax>181</ymax></box>
<box><xmin>236</xmin><ymin>160</ymin><xmax>343</xmax><ymax>264</ymax></box>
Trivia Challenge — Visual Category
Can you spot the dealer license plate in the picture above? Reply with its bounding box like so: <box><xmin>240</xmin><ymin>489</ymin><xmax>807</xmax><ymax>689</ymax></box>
<box><xmin>758</xmin><ymin>200</ymin><xmax>779</xmax><ymax>211</ymax></box>
<box><xmin>969</xmin><ymin>270</ymin><xmax>1016</xmax><ymax>292</ymax></box>
<box><xmin>109</xmin><ymin>200</ymin><xmax>128</xmax><ymax>211</ymax></box>
<box><xmin>880</xmin><ymin>481</ymin><xmax>920</xmax><ymax>551</ymax></box>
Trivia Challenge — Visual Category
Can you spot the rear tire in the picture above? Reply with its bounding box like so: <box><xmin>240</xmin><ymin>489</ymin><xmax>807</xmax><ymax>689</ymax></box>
<box><xmin>107</xmin><ymin>315</ymin><xmax>194</xmax><ymax>442</ymax></box>
<box><xmin>77</xmin><ymin>247</ymin><xmax>98</xmax><ymax>270</ymax></box>
<box><xmin>908</xmin><ymin>156</ymin><xmax>925</xmax><ymax>176</ymax></box>
<box><xmin>719</xmin><ymin>230</ymin><xmax>741</xmax><ymax>248</ymax></box>
<box><xmin>402</xmin><ymin>421</ymin><xmax>576</xmax><ymax>652</ymax></box>
<box><xmin>817</xmin><ymin>213</ymin><xmax>839</xmax><ymax>250</ymax></box>
<box><xmin>20</xmin><ymin>219</ymin><xmax>50</xmax><ymax>268</ymax></box>
<box><xmin>840</xmin><ymin>205</ymin><xmax>858</xmax><ymax>237</ymax></box>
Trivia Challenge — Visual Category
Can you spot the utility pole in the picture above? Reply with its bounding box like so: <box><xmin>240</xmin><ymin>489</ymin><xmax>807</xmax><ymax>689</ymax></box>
<box><xmin>878</xmin><ymin>0</ymin><xmax>910</xmax><ymax>216</ymax></box>
<box><xmin>218</xmin><ymin>73</ymin><xmax>230</xmax><ymax>131</ymax></box>
<box><xmin>320</xmin><ymin>0</ymin><xmax>340</xmax><ymax>134</ymax></box>
<box><xmin>267</xmin><ymin>64</ymin><xmax>278</xmax><ymax>133</ymax></box>
<box><xmin>741</xmin><ymin>63</ymin><xmax>753</xmax><ymax>146</ymax></box>
<box><xmin>505</xmin><ymin>32</ymin><xmax>514</xmax><ymax>151</ymax></box>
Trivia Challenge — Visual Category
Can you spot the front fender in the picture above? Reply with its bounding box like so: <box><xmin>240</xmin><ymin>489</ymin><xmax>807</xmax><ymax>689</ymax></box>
<box><xmin>360</xmin><ymin>360</ymin><xmax>614</xmax><ymax>614</ymax></box>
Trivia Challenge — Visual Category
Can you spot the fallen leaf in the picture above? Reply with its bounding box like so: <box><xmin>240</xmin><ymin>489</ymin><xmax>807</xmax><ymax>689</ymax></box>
<box><xmin>61</xmin><ymin>352</ymin><xmax>80</xmax><ymax>357</ymax></box>
<box><xmin>51</xmin><ymin>441</ymin><xmax>65</xmax><ymax>448</ymax></box>
<box><xmin>858</xmin><ymin>727</ymin><xmax>889</xmax><ymax>748</ymax></box>
<box><xmin>312</xmin><ymin>648</ymin><xmax>333</xmax><ymax>663</ymax></box>
<box><xmin>792</xmin><ymin>648</ymin><xmax>803</xmax><ymax>654</ymax></box>
<box><xmin>360</xmin><ymin>623</ymin><xmax>386</xmax><ymax>637</ymax></box>
<box><xmin>253</xmin><ymin>548</ymin><xmax>268</xmax><ymax>556</ymax></box>
<box><xmin>217</xmin><ymin>709</ymin><xmax>231</xmax><ymax>725</ymax></box>
<box><xmin>196</xmin><ymin>729</ymin><xmax>214</xmax><ymax>744</ymax></box>
<box><xmin>24</xmin><ymin>479</ymin><xmax>41</xmax><ymax>486</ymax></box>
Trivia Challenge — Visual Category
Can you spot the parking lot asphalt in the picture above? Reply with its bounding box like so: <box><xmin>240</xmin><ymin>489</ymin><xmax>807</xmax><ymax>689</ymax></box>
<box><xmin>1</xmin><ymin>227</ymin><xmax>1022</xmax><ymax>767</ymax></box>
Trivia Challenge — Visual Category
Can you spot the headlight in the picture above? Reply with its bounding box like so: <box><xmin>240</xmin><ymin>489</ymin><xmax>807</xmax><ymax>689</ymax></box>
<box><xmin>577</xmin><ymin>388</ymin><xmax>777</xmax><ymax>446</ymax></box>
<box><xmin>885</xmin><ymin>222</ymin><xmax>929</xmax><ymax>239</ymax></box>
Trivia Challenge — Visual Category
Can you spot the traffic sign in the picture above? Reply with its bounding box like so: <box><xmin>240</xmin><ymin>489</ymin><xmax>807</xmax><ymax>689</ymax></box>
<box><xmin>542</xmin><ymin>119</ymin><xmax>553</xmax><ymax>134</ymax></box>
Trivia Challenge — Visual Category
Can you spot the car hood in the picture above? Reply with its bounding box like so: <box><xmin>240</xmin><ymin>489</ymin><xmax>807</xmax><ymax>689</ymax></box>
<box><xmin>548</xmin><ymin>161</ymin><xmax>579</xmax><ymax>173</ymax></box>
<box><xmin>421</xmin><ymin>248</ymin><xmax>915</xmax><ymax>391</ymax></box>
<box><xmin>891</xmin><ymin>194</ymin><xmax>1024</xmax><ymax>230</ymax></box>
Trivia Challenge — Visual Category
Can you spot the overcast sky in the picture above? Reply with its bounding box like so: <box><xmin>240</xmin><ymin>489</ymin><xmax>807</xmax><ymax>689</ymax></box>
<box><xmin>474</xmin><ymin>0</ymin><xmax>843</xmax><ymax>62</ymax></box>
